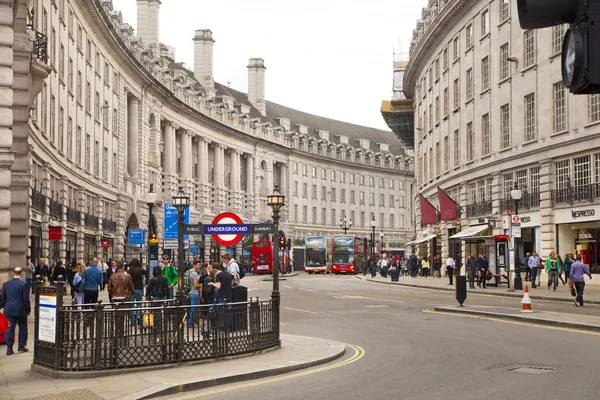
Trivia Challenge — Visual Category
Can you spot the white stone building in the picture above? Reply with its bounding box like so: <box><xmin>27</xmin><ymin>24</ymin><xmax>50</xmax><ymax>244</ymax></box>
<box><xmin>2</xmin><ymin>0</ymin><xmax>414</xmax><ymax>276</ymax></box>
<box><xmin>404</xmin><ymin>0</ymin><xmax>600</xmax><ymax>281</ymax></box>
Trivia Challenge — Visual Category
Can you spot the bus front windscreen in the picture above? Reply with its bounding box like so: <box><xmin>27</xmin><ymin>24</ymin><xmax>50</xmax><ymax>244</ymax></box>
<box><xmin>305</xmin><ymin>237</ymin><xmax>327</xmax><ymax>266</ymax></box>
<box><xmin>332</xmin><ymin>237</ymin><xmax>355</xmax><ymax>264</ymax></box>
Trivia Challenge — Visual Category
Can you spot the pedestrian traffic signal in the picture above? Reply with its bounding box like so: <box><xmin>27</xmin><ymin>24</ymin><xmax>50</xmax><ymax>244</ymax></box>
<box><xmin>518</xmin><ymin>0</ymin><xmax>600</xmax><ymax>94</ymax></box>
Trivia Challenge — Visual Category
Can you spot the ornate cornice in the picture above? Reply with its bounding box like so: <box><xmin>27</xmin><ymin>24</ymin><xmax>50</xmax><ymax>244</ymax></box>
<box><xmin>404</xmin><ymin>0</ymin><xmax>478</xmax><ymax>98</ymax></box>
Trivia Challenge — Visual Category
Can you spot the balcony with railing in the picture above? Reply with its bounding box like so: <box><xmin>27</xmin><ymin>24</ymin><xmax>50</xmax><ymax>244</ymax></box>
<box><xmin>552</xmin><ymin>183</ymin><xmax>600</xmax><ymax>206</ymax></box>
<box><xmin>84</xmin><ymin>214</ymin><xmax>99</xmax><ymax>229</ymax></box>
<box><xmin>66</xmin><ymin>207</ymin><xmax>81</xmax><ymax>224</ymax></box>
<box><xmin>499</xmin><ymin>190</ymin><xmax>541</xmax><ymax>212</ymax></box>
<box><xmin>32</xmin><ymin>31</ymin><xmax>49</xmax><ymax>64</ymax></box>
<box><xmin>466</xmin><ymin>200</ymin><xmax>493</xmax><ymax>218</ymax></box>
<box><xmin>31</xmin><ymin>189</ymin><xmax>46</xmax><ymax>212</ymax></box>
<box><xmin>103</xmin><ymin>219</ymin><xmax>117</xmax><ymax>233</ymax></box>
<box><xmin>49</xmin><ymin>199</ymin><xmax>63</xmax><ymax>219</ymax></box>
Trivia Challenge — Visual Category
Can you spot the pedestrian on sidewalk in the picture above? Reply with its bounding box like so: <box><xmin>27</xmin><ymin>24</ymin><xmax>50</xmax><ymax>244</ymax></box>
<box><xmin>445</xmin><ymin>255</ymin><xmax>456</xmax><ymax>285</ymax></box>
<box><xmin>25</xmin><ymin>256</ymin><xmax>35</xmax><ymax>291</ymax></box>
<box><xmin>563</xmin><ymin>253</ymin><xmax>573</xmax><ymax>285</ymax></box>
<box><xmin>568</xmin><ymin>255</ymin><xmax>592</xmax><ymax>307</ymax></box>
<box><xmin>478</xmin><ymin>252</ymin><xmax>489</xmax><ymax>289</ymax></box>
<box><xmin>421</xmin><ymin>257</ymin><xmax>430</xmax><ymax>278</ymax></box>
<box><xmin>82</xmin><ymin>259</ymin><xmax>104</xmax><ymax>305</ymax></box>
<box><xmin>72</xmin><ymin>264</ymin><xmax>85</xmax><ymax>309</ymax></box>
<box><xmin>466</xmin><ymin>252</ymin><xmax>477</xmax><ymax>289</ymax></box>
<box><xmin>524</xmin><ymin>252</ymin><xmax>531</xmax><ymax>281</ymax></box>
<box><xmin>528</xmin><ymin>252</ymin><xmax>540</xmax><ymax>288</ymax></box>
<box><xmin>556</xmin><ymin>254</ymin><xmax>566</xmax><ymax>285</ymax></box>
<box><xmin>545</xmin><ymin>251</ymin><xmax>562</xmax><ymax>291</ymax></box>
<box><xmin>161</xmin><ymin>257</ymin><xmax>178</xmax><ymax>299</ymax></box>
<box><xmin>107</xmin><ymin>262</ymin><xmax>134</xmax><ymax>304</ymax></box>
<box><xmin>2</xmin><ymin>267</ymin><xmax>30</xmax><ymax>355</ymax></box>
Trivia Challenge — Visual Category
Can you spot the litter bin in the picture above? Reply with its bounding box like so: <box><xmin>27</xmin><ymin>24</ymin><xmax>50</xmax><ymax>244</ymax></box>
<box><xmin>231</xmin><ymin>286</ymin><xmax>248</xmax><ymax>331</ymax></box>
<box><xmin>390</xmin><ymin>268</ymin><xmax>399</xmax><ymax>282</ymax></box>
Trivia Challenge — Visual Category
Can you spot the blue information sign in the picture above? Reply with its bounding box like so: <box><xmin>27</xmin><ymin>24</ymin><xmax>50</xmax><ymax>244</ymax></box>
<box><xmin>204</xmin><ymin>224</ymin><xmax>252</xmax><ymax>235</ymax></box>
<box><xmin>163</xmin><ymin>203</ymin><xmax>190</xmax><ymax>240</ymax></box>
<box><xmin>127</xmin><ymin>229</ymin><xmax>146</xmax><ymax>245</ymax></box>
<box><xmin>189</xmin><ymin>245</ymin><xmax>198</xmax><ymax>254</ymax></box>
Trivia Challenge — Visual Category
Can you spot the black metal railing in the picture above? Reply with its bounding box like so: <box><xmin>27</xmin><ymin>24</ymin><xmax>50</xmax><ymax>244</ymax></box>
<box><xmin>466</xmin><ymin>200</ymin><xmax>493</xmax><ymax>218</ymax></box>
<box><xmin>499</xmin><ymin>190</ymin><xmax>541</xmax><ymax>212</ymax></box>
<box><xmin>33</xmin><ymin>289</ymin><xmax>278</xmax><ymax>372</ymax></box>
<box><xmin>33</xmin><ymin>31</ymin><xmax>48</xmax><ymax>64</ymax></box>
<box><xmin>31</xmin><ymin>189</ymin><xmax>46</xmax><ymax>211</ymax></box>
<box><xmin>103</xmin><ymin>219</ymin><xmax>117</xmax><ymax>233</ymax></box>
<box><xmin>66</xmin><ymin>207</ymin><xmax>81</xmax><ymax>224</ymax></box>
<box><xmin>49</xmin><ymin>199</ymin><xmax>63</xmax><ymax>219</ymax></box>
<box><xmin>551</xmin><ymin>183</ymin><xmax>600</xmax><ymax>206</ymax></box>
<box><xmin>84</xmin><ymin>214</ymin><xmax>99</xmax><ymax>228</ymax></box>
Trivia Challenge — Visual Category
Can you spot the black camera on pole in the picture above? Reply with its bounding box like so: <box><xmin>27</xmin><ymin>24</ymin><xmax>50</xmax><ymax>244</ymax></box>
<box><xmin>518</xmin><ymin>0</ymin><xmax>600</xmax><ymax>94</ymax></box>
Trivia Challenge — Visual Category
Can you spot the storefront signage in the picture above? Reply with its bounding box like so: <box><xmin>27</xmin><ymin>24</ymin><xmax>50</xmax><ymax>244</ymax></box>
<box><xmin>100</xmin><ymin>239</ymin><xmax>111</xmax><ymax>248</ymax></box>
<box><xmin>521</xmin><ymin>216</ymin><xmax>531</xmax><ymax>223</ymax></box>
<box><xmin>48</xmin><ymin>226</ymin><xmax>62</xmax><ymax>241</ymax></box>
<box><xmin>38</xmin><ymin>294</ymin><xmax>57</xmax><ymax>343</ymax></box>
<box><xmin>578</xmin><ymin>230</ymin><xmax>594</xmax><ymax>241</ymax></box>
<box><xmin>572</xmin><ymin>209</ymin><xmax>595</xmax><ymax>218</ymax></box>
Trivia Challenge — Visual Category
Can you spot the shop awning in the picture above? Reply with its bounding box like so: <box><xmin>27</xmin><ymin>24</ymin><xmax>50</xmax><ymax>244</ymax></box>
<box><xmin>449</xmin><ymin>225</ymin><xmax>489</xmax><ymax>240</ymax></box>
<box><xmin>406</xmin><ymin>234</ymin><xmax>437</xmax><ymax>246</ymax></box>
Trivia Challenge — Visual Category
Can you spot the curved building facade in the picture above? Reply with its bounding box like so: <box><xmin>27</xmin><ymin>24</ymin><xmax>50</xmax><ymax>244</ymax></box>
<box><xmin>11</xmin><ymin>0</ymin><xmax>414</xmax><ymax>272</ymax></box>
<box><xmin>405</xmin><ymin>0</ymin><xmax>600</xmax><ymax>279</ymax></box>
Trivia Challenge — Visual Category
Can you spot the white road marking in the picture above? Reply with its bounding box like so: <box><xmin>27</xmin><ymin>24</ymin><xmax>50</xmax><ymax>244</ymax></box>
<box><xmin>365</xmin><ymin>304</ymin><xmax>390</xmax><ymax>308</ymax></box>
<box><xmin>299</xmin><ymin>288</ymin><xmax>317</xmax><ymax>293</ymax></box>
<box><xmin>283</xmin><ymin>285</ymin><xmax>294</xmax><ymax>290</ymax></box>
<box><xmin>285</xmin><ymin>307</ymin><xmax>318</xmax><ymax>314</ymax></box>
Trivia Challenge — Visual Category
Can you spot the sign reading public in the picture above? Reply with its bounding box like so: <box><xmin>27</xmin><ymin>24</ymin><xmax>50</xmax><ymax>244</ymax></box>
<box><xmin>211</xmin><ymin>212</ymin><xmax>245</xmax><ymax>246</ymax></box>
<box><xmin>38</xmin><ymin>294</ymin><xmax>57</xmax><ymax>343</ymax></box>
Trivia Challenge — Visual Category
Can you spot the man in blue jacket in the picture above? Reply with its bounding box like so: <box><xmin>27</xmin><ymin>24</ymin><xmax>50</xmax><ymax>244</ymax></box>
<box><xmin>2</xmin><ymin>267</ymin><xmax>31</xmax><ymax>355</ymax></box>
<box><xmin>82</xmin><ymin>258</ymin><xmax>104</xmax><ymax>304</ymax></box>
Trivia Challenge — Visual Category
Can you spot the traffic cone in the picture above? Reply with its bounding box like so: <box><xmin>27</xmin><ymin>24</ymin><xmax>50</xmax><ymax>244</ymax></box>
<box><xmin>521</xmin><ymin>285</ymin><xmax>533</xmax><ymax>313</ymax></box>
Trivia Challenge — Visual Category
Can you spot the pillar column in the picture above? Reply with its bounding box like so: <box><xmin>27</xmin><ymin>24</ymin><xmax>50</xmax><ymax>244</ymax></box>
<box><xmin>213</xmin><ymin>144</ymin><xmax>224</xmax><ymax>210</ymax></box>
<box><xmin>59</xmin><ymin>177</ymin><xmax>68</xmax><ymax>263</ymax></box>
<box><xmin>96</xmin><ymin>200</ymin><xmax>104</xmax><ymax>260</ymax></box>
<box><xmin>491</xmin><ymin>172</ymin><xmax>502</xmax><ymax>236</ymax></box>
<box><xmin>40</xmin><ymin>163</ymin><xmax>51</xmax><ymax>260</ymax></box>
<box><xmin>76</xmin><ymin>190</ymin><xmax>86</xmax><ymax>265</ymax></box>
<box><xmin>539</xmin><ymin>159</ymin><xmax>554</xmax><ymax>283</ymax></box>
<box><xmin>162</xmin><ymin>121</ymin><xmax>177</xmax><ymax>200</ymax></box>
<box><xmin>279</xmin><ymin>164</ymin><xmax>288</xmax><ymax>222</ymax></box>
<box><xmin>127</xmin><ymin>97</ymin><xmax>139</xmax><ymax>178</ymax></box>
<box><xmin>245</xmin><ymin>154</ymin><xmax>254</xmax><ymax>218</ymax></box>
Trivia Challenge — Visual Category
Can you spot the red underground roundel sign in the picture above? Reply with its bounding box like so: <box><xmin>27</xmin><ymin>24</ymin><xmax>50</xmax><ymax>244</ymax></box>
<box><xmin>211</xmin><ymin>212</ymin><xmax>245</xmax><ymax>247</ymax></box>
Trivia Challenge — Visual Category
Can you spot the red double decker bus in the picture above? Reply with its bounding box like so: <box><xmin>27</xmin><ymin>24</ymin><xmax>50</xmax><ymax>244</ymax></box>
<box><xmin>331</xmin><ymin>235</ymin><xmax>368</xmax><ymax>274</ymax></box>
<box><xmin>252</xmin><ymin>240</ymin><xmax>273</xmax><ymax>275</ymax></box>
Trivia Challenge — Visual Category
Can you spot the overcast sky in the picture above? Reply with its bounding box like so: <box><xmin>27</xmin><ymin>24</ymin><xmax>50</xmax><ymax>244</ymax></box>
<box><xmin>112</xmin><ymin>0</ymin><xmax>424</xmax><ymax>130</ymax></box>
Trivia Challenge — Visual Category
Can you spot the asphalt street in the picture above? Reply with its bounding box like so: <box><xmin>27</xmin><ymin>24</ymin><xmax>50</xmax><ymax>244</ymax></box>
<box><xmin>157</xmin><ymin>275</ymin><xmax>600</xmax><ymax>400</ymax></box>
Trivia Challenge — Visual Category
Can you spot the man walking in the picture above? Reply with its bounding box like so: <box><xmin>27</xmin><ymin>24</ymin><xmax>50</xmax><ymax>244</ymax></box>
<box><xmin>187</xmin><ymin>261</ymin><xmax>202</xmax><ymax>328</ymax></box>
<box><xmin>466</xmin><ymin>252</ymin><xmax>477</xmax><ymax>289</ymax></box>
<box><xmin>25</xmin><ymin>256</ymin><xmax>35</xmax><ymax>289</ymax></box>
<box><xmin>528</xmin><ymin>252</ymin><xmax>540</xmax><ymax>288</ymax></box>
<box><xmin>161</xmin><ymin>257</ymin><xmax>178</xmax><ymax>299</ymax></box>
<box><xmin>569</xmin><ymin>255</ymin><xmax>592</xmax><ymax>307</ymax></box>
<box><xmin>107</xmin><ymin>263</ymin><xmax>134</xmax><ymax>302</ymax></box>
<box><xmin>2</xmin><ymin>267</ymin><xmax>31</xmax><ymax>355</ymax></box>
<box><xmin>446</xmin><ymin>254</ymin><xmax>456</xmax><ymax>285</ymax></box>
<box><xmin>222</xmin><ymin>253</ymin><xmax>240</xmax><ymax>285</ymax></box>
<box><xmin>82</xmin><ymin>258</ymin><xmax>104</xmax><ymax>304</ymax></box>
<box><xmin>545</xmin><ymin>251</ymin><xmax>562</xmax><ymax>291</ymax></box>
<box><xmin>478</xmin><ymin>252</ymin><xmax>489</xmax><ymax>289</ymax></box>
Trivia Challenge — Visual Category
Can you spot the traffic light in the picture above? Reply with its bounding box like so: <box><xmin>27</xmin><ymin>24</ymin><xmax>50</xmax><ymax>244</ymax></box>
<box><xmin>518</xmin><ymin>0</ymin><xmax>600</xmax><ymax>94</ymax></box>
<box><xmin>278</xmin><ymin>235</ymin><xmax>286</xmax><ymax>251</ymax></box>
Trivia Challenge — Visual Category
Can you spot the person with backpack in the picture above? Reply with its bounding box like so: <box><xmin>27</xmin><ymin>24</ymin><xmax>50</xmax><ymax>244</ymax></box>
<box><xmin>545</xmin><ymin>251</ymin><xmax>562</xmax><ymax>291</ymax></box>
<box><xmin>72</xmin><ymin>264</ymin><xmax>85</xmax><ymax>309</ymax></box>
<box><xmin>221</xmin><ymin>253</ymin><xmax>241</xmax><ymax>286</ymax></box>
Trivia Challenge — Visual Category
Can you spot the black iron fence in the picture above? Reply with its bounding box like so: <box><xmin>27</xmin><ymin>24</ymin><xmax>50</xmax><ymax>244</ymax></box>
<box><xmin>33</xmin><ymin>282</ymin><xmax>279</xmax><ymax>373</ymax></box>
<box><xmin>103</xmin><ymin>219</ymin><xmax>117</xmax><ymax>233</ymax></box>
<box><xmin>499</xmin><ymin>191</ymin><xmax>541</xmax><ymax>212</ymax></box>
<box><xmin>84</xmin><ymin>214</ymin><xmax>99</xmax><ymax>229</ymax></box>
<box><xmin>31</xmin><ymin>189</ymin><xmax>46</xmax><ymax>211</ymax></box>
<box><xmin>552</xmin><ymin>183</ymin><xmax>600</xmax><ymax>206</ymax></box>
<box><xmin>466</xmin><ymin>200</ymin><xmax>493</xmax><ymax>218</ymax></box>
<box><xmin>33</xmin><ymin>31</ymin><xmax>48</xmax><ymax>64</ymax></box>
<box><xmin>66</xmin><ymin>207</ymin><xmax>81</xmax><ymax>224</ymax></box>
<box><xmin>49</xmin><ymin>199</ymin><xmax>63</xmax><ymax>219</ymax></box>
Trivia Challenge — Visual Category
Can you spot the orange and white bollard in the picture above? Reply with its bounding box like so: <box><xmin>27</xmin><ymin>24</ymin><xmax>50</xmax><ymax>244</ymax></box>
<box><xmin>521</xmin><ymin>285</ymin><xmax>533</xmax><ymax>313</ymax></box>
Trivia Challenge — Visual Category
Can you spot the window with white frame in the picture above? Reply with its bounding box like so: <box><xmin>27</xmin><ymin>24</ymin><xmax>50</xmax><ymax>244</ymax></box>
<box><xmin>515</xmin><ymin>169</ymin><xmax>528</xmax><ymax>189</ymax></box>
<box><xmin>467</xmin><ymin>122</ymin><xmax>474</xmax><ymax>161</ymax></box>
<box><xmin>555</xmin><ymin>160</ymin><xmax>570</xmax><ymax>189</ymax></box>
<box><xmin>369</xmin><ymin>192</ymin><xmax>375</xmax><ymax>205</ymax></box>
<box><xmin>331</xmin><ymin>188</ymin><xmax>337</xmax><ymax>202</ymax></box>
<box><xmin>303</xmin><ymin>206</ymin><xmax>308</xmax><ymax>224</ymax></box>
<box><xmin>436</xmin><ymin>142</ymin><xmax>441</xmax><ymax>175</ymax></box>
<box><xmin>574</xmin><ymin>156</ymin><xmax>592</xmax><ymax>187</ymax></box>
<box><xmin>453</xmin><ymin>78</ymin><xmax>460</xmax><ymax>109</ymax></box>
<box><xmin>444</xmin><ymin>135</ymin><xmax>449</xmax><ymax>172</ymax></box>
<box><xmin>331</xmin><ymin>170</ymin><xmax>336</xmax><ymax>181</ymax></box>
<box><xmin>360</xmin><ymin>191</ymin><xmax>365</xmax><ymax>205</ymax></box>
<box><xmin>302</xmin><ymin>183</ymin><xmax>307</xmax><ymax>198</ymax></box>
<box><xmin>500</xmin><ymin>0</ymin><xmax>510</xmax><ymax>22</ymax></box>
<box><xmin>321</xmin><ymin>168</ymin><xmax>326</xmax><ymax>179</ymax></box>
<box><xmin>312</xmin><ymin>207</ymin><xmax>317</xmax><ymax>224</ymax></box>
<box><xmin>524</xmin><ymin>93</ymin><xmax>536</xmax><ymax>141</ymax></box>
<box><xmin>312</xmin><ymin>166</ymin><xmax>317</xmax><ymax>177</ymax></box>
<box><xmin>501</xmin><ymin>104</ymin><xmax>511</xmax><ymax>149</ymax></box>
<box><xmin>312</xmin><ymin>184</ymin><xmax>317</xmax><ymax>199</ymax></box>
<box><xmin>435</xmin><ymin>58</ymin><xmax>440</xmax><ymax>79</ymax></box>
<box><xmin>379</xmin><ymin>193</ymin><xmax>385</xmax><ymax>206</ymax></box>
<box><xmin>469</xmin><ymin>183</ymin><xmax>477</xmax><ymax>204</ymax></box>
<box><xmin>443</xmin><ymin>88</ymin><xmax>448</xmax><ymax>116</ymax></box>
<box><xmin>552</xmin><ymin>25</ymin><xmax>565</xmax><ymax>55</ymax></box>
<box><xmin>503</xmin><ymin>173</ymin><xmax>513</xmax><ymax>198</ymax></box>
<box><xmin>500</xmin><ymin>43</ymin><xmax>509</xmax><ymax>80</ymax></box>
<box><xmin>466</xmin><ymin>68</ymin><xmax>474</xmax><ymax>100</ymax></box>
<box><xmin>523</xmin><ymin>30</ymin><xmax>536</xmax><ymax>67</ymax></box>
<box><xmin>435</xmin><ymin>96</ymin><xmax>440</xmax><ymax>123</ymax></box>
<box><xmin>589</xmin><ymin>94</ymin><xmax>600</xmax><ymax>123</ymax></box>
<box><xmin>322</xmin><ymin>208</ymin><xmax>327</xmax><ymax>225</ymax></box>
<box><xmin>341</xmin><ymin>189</ymin><xmax>346</xmax><ymax>203</ymax></box>
<box><xmin>530</xmin><ymin>167</ymin><xmax>540</xmax><ymax>193</ymax></box>
<box><xmin>466</xmin><ymin>24</ymin><xmax>473</xmax><ymax>48</ymax></box>
<box><xmin>482</xmin><ymin>113</ymin><xmax>490</xmax><ymax>156</ymax></box>
<box><xmin>481</xmin><ymin>9</ymin><xmax>489</xmax><ymax>36</ymax></box>
<box><xmin>390</xmin><ymin>179</ymin><xmax>395</xmax><ymax>189</ymax></box>
<box><xmin>428</xmin><ymin>103</ymin><xmax>433</xmax><ymax>131</ymax></box>
<box><xmin>481</xmin><ymin>56</ymin><xmax>489</xmax><ymax>90</ymax></box>
<box><xmin>423</xmin><ymin>153</ymin><xmax>427</xmax><ymax>181</ymax></box>
<box><xmin>350</xmin><ymin>190</ymin><xmax>355</xmax><ymax>204</ymax></box>
<box><xmin>596</xmin><ymin>154</ymin><xmax>600</xmax><ymax>183</ymax></box>
<box><xmin>389</xmin><ymin>194</ymin><xmax>395</xmax><ymax>206</ymax></box>
<box><xmin>477</xmin><ymin>180</ymin><xmax>486</xmax><ymax>202</ymax></box>
<box><xmin>302</xmin><ymin>164</ymin><xmax>307</xmax><ymax>176</ymax></box>
<box><xmin>553</xmin><ymin>82</ymin><xmax>567</xmax><ymax>132</ymax></box>
<box><xmin>429</xmin><ymin>148</ymin><xmax>434</xmax><ymax>180</ymax></box>
<box><xmin>453</xmin><ymin>36</ymin><xmax>459</xmax><ymax>60</ymax></box>
<box><xmin>454</xmin><ymin>130</ymin><xmax>460</xmax><ymax>167</ymax></box>
<box><xmin>443</xmin><ymin>48</ymin><xmax>448</xmax><ymax>70</ymax></box>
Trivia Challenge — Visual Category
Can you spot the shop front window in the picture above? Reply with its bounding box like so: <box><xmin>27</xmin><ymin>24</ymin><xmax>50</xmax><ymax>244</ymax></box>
<box><xmin>557</xmin><ymin>222</ymin><xmax>600</xmax><ymax>274</ymax></box>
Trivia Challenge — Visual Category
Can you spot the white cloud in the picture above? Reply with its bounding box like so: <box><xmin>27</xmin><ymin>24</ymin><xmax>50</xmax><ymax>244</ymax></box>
<box><xmin>112</xmin><ymin>0</ymin><xmax>423</xmax><ymax>130</ymax></box>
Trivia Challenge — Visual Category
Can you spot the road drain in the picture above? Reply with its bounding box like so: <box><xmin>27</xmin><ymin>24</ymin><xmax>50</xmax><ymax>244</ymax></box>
<box><xmin>508</xmin><ymin>366</ymin><xmax>557</xmax><ymax>374</ymax></box>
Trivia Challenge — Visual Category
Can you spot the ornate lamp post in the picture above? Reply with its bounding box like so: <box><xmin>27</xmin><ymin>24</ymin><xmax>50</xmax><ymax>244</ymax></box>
<box><xmin>172</xmin><ymin>187</ymin><xmax>189</xmax><ymax>304</ymax></box>
<box><xmin>380</xmin><ymin>230</ymin><xmax>384</xmax><ymax>251</ymax></box>
<box><xmin>511</xmin><ymin>183</ymin><xmax>523</xmax><ymax>290</ymax></box>
<box><xmin>370</xmin><ymin>220</ymin><xmax>376</xmax><ymax>278</ymax></box>
<box><xmin>267</xmin><ymin>185</ymin><xmax>285</xmax><ymax>343</ymax></box>
<box><xmin>146</xmin><ymin>184</ymin><xmax>158</xmax><ymax>269</ymax></box>
<box><xmin>340</xmin><ymin>216</ymin><xmax>352</xmax><ymax>235</ymax></box>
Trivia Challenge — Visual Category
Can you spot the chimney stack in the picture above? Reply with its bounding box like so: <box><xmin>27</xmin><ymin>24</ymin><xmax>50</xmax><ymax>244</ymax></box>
<box><xmin>136</xmin><ymin>0</ymin><xmax>161</xmax><ymax>46</ymax></box>
<box><xmin>194</xmin><ymin>29</ymin><xmax>215</xmax><ymax>97</ymax></box>
<box><xmin>247</xmin><ymin>58</ymin><xmax>266</xmax><ymax>116</ymax></box>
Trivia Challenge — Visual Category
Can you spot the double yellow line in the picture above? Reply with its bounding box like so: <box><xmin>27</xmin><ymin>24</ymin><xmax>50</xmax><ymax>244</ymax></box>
<box><xmin>168</xmin><ymin>343</ymin><xmax>366</xmax><ymax>399</ymax></box>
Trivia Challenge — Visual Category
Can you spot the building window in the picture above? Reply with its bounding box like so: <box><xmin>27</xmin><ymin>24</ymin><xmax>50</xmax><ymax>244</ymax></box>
<box><xmin>350</xmin><ymin>190</ymin><xmax>355</xmax><ymax>204</ymax></box>
<box><xmin>94</xmin><ymin>140</ymin><xmax>100</xmax><ymax>177</ymax></box>
<box><xmin>482</xmin><ymin>113</ymin><xmax>490</xmax><ymax>156</ymax></box>
<box><xmin>389</xmin><ymin>194</ymin><xmax>395</xmax><ymax>206</ymax></box>
<box><xmin>85</xmin><ymin>81</ymin><xmax>91</xmax><ymax>112</ymax></box>
<box><xmin>369</xmin><ymin>193</ymin><xmax>375</xmax><ymax>205</ymax></box>
<box><xmin>443</xmin><ymin>88</ymin><xmax>448</xmax><ymax>116</ymax></box>
<box><xmin>500</xmin><ymin>43</ymin><xmax>510</xmax><ymax>80</ymax></box>
<box><xmin>435</xmin><ymin>96</ymin><xmax>440</xmax><ymax>123</ymax></box>
<box><xmin>454</xmin><ymin>130</ymin><xmax>460</xmax><ymax>167</ymax></box>
<box><xmin>428</xmin><ymin>103</ymin><xmax>433</xmax><ymax>131</ymax></box>
<box><xmin>501</xmin><ymin>104</ymin><xmax>511</xmax><ymax>149</ymax></box>
<box><xmin>312</xmin><ymin>184</ymin><xmax>317</xmax><ymax>200</ymax></box>
<box><xmin>321</xmin><ymin>168</ymin><xmax>326</xmax><ymax>179</ymax></box>
<box><xmin>555</xmin><ymin>160</ymin><xmax>570</xmax><ymax>189</ymax></box>
<box><xmin>453</xmin><ymin>36</ymin><xmax>459</xmax><ymax>60</ymax></box>
<box><xmin>331</xmin><ymin>170</ymin><xmax>336</xmax><ymax>181</ymax></box>
<box><xmin>429</xmin><ymin>148</ymin><xmax>434</xmax><ymax>180</ymax></box>
<box><xmin>552</xmin><ymin>25</ymin><xmax>565</xmax><ymax>55</ymax></box>
<box><xmin>359</xmin><ymin>191</ymin><xmax>365</xmax><ymax>205</ymax></box>
<box><xmin>95</xmin><ymin>51</ymin><xmax>100</xmax><ymax>72</ymax></box>
<box><xmin>293</xmin><ymin>205</ymin><xmax>298</xmax><ymax>222</ymax></box>
<box><xmin>466</xmin><ymin>68</ymin><xmax>473</xmax><ymax>100</ymax></box>
<box><xmin>293</xmin><ymin>162</ymin><xmax>298</xmax><ymax>174</ymax></box>
<box><xmin>435</xmin><ymin>58</ymin><xmax>440</xmax><ymax>79</ymax></box>
<box><xmin>312</xmin><ymin>207</ymin><xmax>317</xmax><ymax>224</ymax></box>
<box><xmin>350</xmin><ymin>173</ymin><xmax>355</xmax><ymax>184</ymax></box>
<box><xmin>435</xmin><ymin>142</ymin><xmax>441</xmax><ymax>176</ymax></box>
<box><xmin>67</xmin><ymin>117</ymin><xmax>73</xmax><ymax>158</ymax></box>
<box><xmin>85</xmin><ymin>134</ymin><xmax>91</xmax><ymax>172</ymax></box>
<box><xmin>466</xmin><ymin>24</ymin><xmax>473</xmax><ymax>49</ymax></box>
<box><xmin>379</xmin><ymin>193</ymin><xmax>385</xmax><ymax>206</ymax></box>
<box><xmin>443</xmin><ymin>48</ymin><xmax>448</xmax><ymax>70</ymax></box>
<box><xmin>330</xmin><ymin>208</ymin><xmax>335</xmax><ymax>225</ymax></box>
<box><xmin>104</xmin><ymin>62</ymin><xmax>109</xmax><ymax>84</ymax></box>
<box><xmin>94</xmin><ymin>92</ymin><xmax>100</xmax><ymax>122</ymax></box>
<box><xmin>503</xmin><ymin>173</ymin><xmax>514</xmax><ymax>198</ymax></box>
<box><xmin>481</xmin><ymin>9</ymin><xmax>489</xmax><ymax>36</ymax></box>
<box><xmin>77</xmin><ymin>25</ymin><xmax>82</xmax><ymax>50</ymax></box>
<box><xmin>76</xmin><ymin>126</ymin><xmax>82</xmax><ymax>166</ymax></box>
<box><xmin>331</xmin><ymin>188</ymin><xmax>337</xmax><ymax>202</ymax></box>
<box><xmin>523</xmin><ymin>30</ymin><xmax>536</xmax><ymax>68</ymax></box>
<box><xmin>370</xmin><ymin>176</ymin><xmax>375</xmax><ymax>187</ymax></box>
<box><xmin>77</xmin><ymin>71</ymin><xmax>82</xmax><ymax>104</ymax></box>
<box><xmin>553</xmin><ymin>82</ymin><xmax>567</xmax><ymax>133</ymax></box>
<box><xmin>112</xmin><ymin>152</ymin><xmax>118</xmax><ymax>185</ymax></box>
<box><xmin>515</xmin><ymin>170</ymin><xmax>527</xmax><ymax>190</ymax></box>
<box><xmin>59</xmin><ymin>44</ymin><xmax>64</xmax><ymax>82</ymax></box>
<box><xmin>86</xmin><ymin>39</ymin><xmax>91</xmax><ymax>65</ymax></box>
<box><xmin>302</xmin><ymin>164</ymin><xmax>307</xmax><ymax>176</ymax></box>
<box><xmin>58</xmin><ymin>107</ymin><xmax>64</xmax><ymax>151</ymax></box>
<box><xmin>524</xmin><ymin>93</ymin><xmax>536</xmax><ymax>141</ymax></box>
<box><xmin>481</xmin><ymin>56</ymin><xmax>490</xmax><ymax>91</ymax></box>
<box><xmin>50</xmin><ymin>95</ymin><xmax>55</xmax><ymax>142</ymax></box>
<box><xmin>321</xmin><ymin>208</ymin><xmax>327</xmax><ymax>225</ymax></box>
<box><xmin>321</xmin><ymin>186</ymin><xmax>326</xmax><ymax>200</ymax></box>
<box><xmin>102</xmin><ymin>147</ymin><xmax>108</xmax><ymax>181</ymax></box>
<box><xmin>302</xmin><ymin>183</ymin><xmax>307</xmax><ymax>198</ymax></box>
<box><xmin>453</xmin><ymin>78</ymin><xmax>460</xmax><ymax>109</ymax></box>
<box><xmin>303</xmin><ymin>206</ymin><xmax>308</xmax><ymax>224</ymax></box>
<box><xmin>466</xmin><ymin>122</ymin><xmax>474</xmax><ymax>161</ymax></box>
<box><xmin>500</xmin><ymin>0</ymin><xmax>510</xmax><ymax>22</ymax></box>
<box><xmin>341</xmin><ymin>172</ymin><xmax>346</xmax><ymax>182</ymax></box>
<box><xmin>574</xmin><ymin>156</ymin><xmax>592</xmax><ymax>187</ymax></box>
<box><xmin>444</xmin><ymin>135</ymin><xmax>449</xmax><ymax>172</ymax></box>
<box><xmin>589</xmin><ymin>94</ymin><xmax>600</xmax><ymax>123</ymax></box>
<box><xmin>68</xmin><ymin>58</ymin><xmax>73</xmax><ymax>94</ymax></box>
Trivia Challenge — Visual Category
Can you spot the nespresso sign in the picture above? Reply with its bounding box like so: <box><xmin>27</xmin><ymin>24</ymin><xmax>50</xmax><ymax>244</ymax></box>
<box><xmin>572</xmin><ymin>209</ymin><xmax>596</xmax><ymax>219</ymax></box>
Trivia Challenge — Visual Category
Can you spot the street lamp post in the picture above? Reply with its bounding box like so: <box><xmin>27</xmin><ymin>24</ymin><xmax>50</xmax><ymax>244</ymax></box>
<box><xmin>172</xmin><ymin>187</ymin><xmax>189</xmax><ymax>305</ymax></box>
<box><xmin>370</xmin><ymin>220</ymin><xmax>376</xmax><ymax>278</ymax></box>
<box><xmin>340</xmin><ymin>217</ymin><xmax>352</xmax><ymax>235</ymax></box>
<box><xmin>511</xmin><ymin>183</ymin><xmax>523</xmax><ymax>290</ymax></box>
<box><xmin>147</xmin><ymin>184</ymin><xmax>158</xmax><ymax>269</ymax></box>
<box><xmin>380</xmin><ymin>230</ymin><xmax>384</xmax><ymax>251</ymax></box>
<box><xmin>267</xmin><ymin>185</ymin><xmax>285</xmax><ymax>343</ymax></box>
